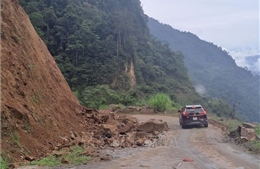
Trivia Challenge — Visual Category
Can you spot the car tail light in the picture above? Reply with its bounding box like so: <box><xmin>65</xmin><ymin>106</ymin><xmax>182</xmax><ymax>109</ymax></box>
<box><xmin>182</xmin><ymin>111</ymin><xmax>187</xmax><ymax>116</ymax></box>
<box><xmin>201</xmin><ymin>110</ymin><xmax>207</xmax><ymax>115</ymax></box>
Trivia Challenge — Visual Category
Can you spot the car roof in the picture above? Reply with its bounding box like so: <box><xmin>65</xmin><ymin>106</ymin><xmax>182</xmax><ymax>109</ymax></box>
<box><xmin>185</xmin><ymin>105</ymin><xmax>202</xmax><ymax>108</ymax></box>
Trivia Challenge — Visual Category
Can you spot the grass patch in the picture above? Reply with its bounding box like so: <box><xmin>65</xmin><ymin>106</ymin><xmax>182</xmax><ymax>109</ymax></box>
<box><xmin>254</xmin><ymin>124</ymin><xmax>260</xmax><ymax>136</ymax></box>
<box><xmin>66</xmin><ymin>146</ymin><xmax>91</xmax><ymax>165</ymax></box>
<box><xmin>31</xmin><ymin>155</ymin><xmax>61</xmax><ymax>167</ymax></box>
<box><xmin>245</xmin><ymin>140</ymin><xmax>260</xmax><ymax>153</ymax></box>
<box><xmin>30</xmin><ymin>145</ymin><xmax>91</xmax><ymax>167</ymax></box>
<box><xmin>208</xmin><ymin>114</ymin><xmax>242</xmax><ymax>132</ymax></box>
<box><xmin>0</xmin><ymin>155</ymin><xmax>9</xmax><ymax>169</ymax></box>
<box><xmin>248</xmin><ymin>124</ymin><xmax>260</xmax><ymax>153</ymax></box>
<box><xmin>223</xmin><ymin>119</ymin><xmax>242</xmax><ymax>132</ymax></box>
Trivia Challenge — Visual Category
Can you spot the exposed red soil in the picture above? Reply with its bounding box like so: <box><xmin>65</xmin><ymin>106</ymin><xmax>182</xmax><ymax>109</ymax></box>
<box><xmin>1</xmin><ymin>0</ymin><xmax>86</xmax><ymax>162</ymax></box>
<box><xmin>0</xmin><ymin>1</ymin><xmax>169</xmax><ymax>165</ymax></box>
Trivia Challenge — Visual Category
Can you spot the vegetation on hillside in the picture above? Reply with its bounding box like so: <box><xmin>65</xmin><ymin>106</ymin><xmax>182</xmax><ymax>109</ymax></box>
<box><xmin>19</xmin><ymin>0</ymin><xmax>205</xmax><ymax>108</ymax></box>
<box><xmin>147</xmin><ymin>17</ymin><xmax>260</xmax><ymax>122</ymax></box>
<box><xmin>19</xmin><ymin>0</ymin><xmax>241</xmax><ymax>119</ymax></box>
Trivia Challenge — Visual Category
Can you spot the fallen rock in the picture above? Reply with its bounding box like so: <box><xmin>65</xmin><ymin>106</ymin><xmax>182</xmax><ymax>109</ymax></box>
<box><xmin>9</xmin><ymin>163</ymin><xmax>20</xmax><ymax>169</ymax></box>
<box><xmin>240</xmin><ymin>127</ymin><xmax>255</xmax><ymax>141</ymax></box>
<box><xmin>144</xmin><ymin>139</ymin><xmax>153</xmax><ymax>147</ymax></box>
<box><xmin>117</xmin><ymin>114</ymin><xmax>138</xmax><ymax>124</ymax></box>
<box><xmin>24</xmin><ymin>156</ymin><xmax>35</xmax><ymax>161</ymax></box>
<box><xmin>100</xmin><ymin>154</ymin><xmax>111</xmax><ymax>161</ymax></box>
<box><xmin>242</xmin><ymin>123</ymin><xmax>256</xmax><ymax>129</ymax></box>
<box><xmin>49</xmin><ymin>112</ymin><xmax>170</xmax><ymax>159</ymax></box>
<box><xmin>61</xmin><ymin>157</ymin><xmax>69</xmax><ymax>164</ymax></box>
<box><xmin>135</xmin><ymin>138</ymin><xmax>145</xmax><ymax>146</ymax></box>
<box><xmin>136</xmin><ymin>119</ymin><xmax>169</xmax><ymax>133</ymax></box>
<box><xmin>110</xmin><ymin>140</ymin><xmax>120</xmax><ymax>147</ymax></box>
<box><xmin>118</xmin><ymin>121</ymin><xmax>134</xmax><ymax>134</ymax></box>
<box><xmin>95</xmin><ymin>124</ymin><xmax>119</xmax><ymax>138</ymax></box>
<box><xmin>53</xmin><ymin>150</ymin><xmax>68</xmax><ymax>157</ymax></box>
<box><xmin>135</xmin><ymin>131</ymin><xmax>146</xmax><ymax>138</ymax></box>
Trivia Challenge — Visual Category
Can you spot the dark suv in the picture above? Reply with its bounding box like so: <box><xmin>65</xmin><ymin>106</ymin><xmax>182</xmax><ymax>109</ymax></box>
<box><xmin>178</xmin><ymin>105</ymin><xmax>208</xmax><ymax>128</ymax></box>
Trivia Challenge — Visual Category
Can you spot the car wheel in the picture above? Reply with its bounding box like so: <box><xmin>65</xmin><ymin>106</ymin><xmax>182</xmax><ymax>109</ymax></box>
<box><xmin>204</xmin><ymin>124</ymin><xmax>208</xmax><ymax>127</ymax></box>
<box><xmin>182</xmin><ymin>125</ymin><xmax>186</xmax><ymax>129</ymax></box>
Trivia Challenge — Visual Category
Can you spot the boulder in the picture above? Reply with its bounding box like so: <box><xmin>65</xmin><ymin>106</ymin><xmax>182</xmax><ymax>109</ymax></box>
<box><xmin>118</xmin><ymin>121</ymin><xmax>134</xmax><ymax>134</ymax></box>
<box><xmin>242</xmin><ymin>123</ymin><xmax>256</xmax><ymax>129</ymax></box>
<box><xmin>117</xmin><ymin>115</ymin><xmax>138</xmax><ymax>124</ymax></box>
<box><xmin>110</xmin><ymin>140</ymin><xmax>120</xmax><ymax>147</ymax></box>
<box><xmin>144</xmin><ymin>139</ymin><xmax>153</xmax><ymax>147</ymax></box>
<box><xmin>135</xmin><ymin>138</ymin><xmax>145</xmax><ymax>146</ymax></box>
<box><xmin>240</xmin><ymin>127</ymin><xmax>255</xmax><ymax>141</ymax></box>
<box><xmin>95</xmin><ymin>124</ymin><xmax>118</xmax><ymax>138</ymax></box>
<box><xmin>100</xmin><ymin>154</ymin><xmax>111</xmax><ymax>161</ymax></box>
<box><xmin>61</xmin><ymin>157</ymin><xmax>69</xmax><ymax>164</ymax></box>
<box><xmin>24</xmin><ymin>156</ymin><xmax>35</xmax><ymax>161</ymax></box>
<box><xmin>135</xmin><ymin>131</ymin><xmax>146</xmax><ymax>138</ymax></box>
<box><xmin>136</xmin><ymin>119</ymin><xmax>169</xmax><ymax>133</ymax></box>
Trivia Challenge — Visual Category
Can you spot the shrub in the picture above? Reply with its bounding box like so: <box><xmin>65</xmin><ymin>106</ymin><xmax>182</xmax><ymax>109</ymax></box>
<box><xmin>148</xmin><ymin>93</ymin><xmax>172</xmax><ymax>112</ymax></box>
<box><xmin>75</xmin><ymin>85</ymin><xmax>136</xmax><ymax>109</ymax></box>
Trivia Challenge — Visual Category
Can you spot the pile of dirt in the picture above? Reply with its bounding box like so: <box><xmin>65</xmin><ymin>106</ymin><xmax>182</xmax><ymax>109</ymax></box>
<box><xmin>1</xmin><ymin>0</ymin><xmax>87</xmax><ymax>163</ymax></box>
<box><xmin>0</xmin><ymin>0</ymin><xmax>169</xmax><ymax>166</ymax></box>
<box><xmin>43</xmin><ymin>110</ymin><xmax>170</xmax><ymax>166</ymax></box>
<box><xmin>55</xmin><ymin>111</ymin><xmax>169</xmax><ymax>150</ymax></box>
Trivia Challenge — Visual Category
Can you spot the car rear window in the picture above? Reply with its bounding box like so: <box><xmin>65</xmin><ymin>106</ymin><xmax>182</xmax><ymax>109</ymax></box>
<box><xmin>186</xmin><ymin>107</ymin><xmax>203</xmax><ymax>113</ymax></box>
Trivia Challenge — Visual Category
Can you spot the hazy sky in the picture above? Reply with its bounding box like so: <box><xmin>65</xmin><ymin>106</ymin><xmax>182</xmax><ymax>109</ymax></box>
<box><xmin>140</xmin><ymin>0</ymin><xmax>259</xmax><ymax>67</ymax></box>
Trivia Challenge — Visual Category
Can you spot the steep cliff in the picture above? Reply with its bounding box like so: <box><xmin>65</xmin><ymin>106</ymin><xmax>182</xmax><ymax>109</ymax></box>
<box><xmin>1</xmin><ymin>0</ymin><xmax>85</xmax><ymax>162</ymax></box>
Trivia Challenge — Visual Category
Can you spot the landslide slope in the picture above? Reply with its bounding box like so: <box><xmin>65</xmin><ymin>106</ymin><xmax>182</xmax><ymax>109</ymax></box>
<box><xmin>1</xmin><ymin>0</ymin><xmax>85</xmax><ymax>162</ymax></box>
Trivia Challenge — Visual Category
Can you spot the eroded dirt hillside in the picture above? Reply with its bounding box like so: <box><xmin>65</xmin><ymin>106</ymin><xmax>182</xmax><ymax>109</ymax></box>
<box><xmin>1</xmin><ymin>0</ymin><xmax>86</xmax><ymax>162</ymax></box>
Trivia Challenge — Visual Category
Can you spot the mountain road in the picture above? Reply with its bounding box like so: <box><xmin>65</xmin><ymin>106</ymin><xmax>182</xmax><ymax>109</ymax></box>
<box><xmin>54</xmin><ymin>114</ymin><xmax>260</xmax><ymax>169</ymax></box>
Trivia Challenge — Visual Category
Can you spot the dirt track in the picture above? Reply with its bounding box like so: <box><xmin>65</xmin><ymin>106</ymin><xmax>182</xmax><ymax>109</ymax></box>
<box><xmin>54</xmin><ymin>114</ymin><xmax>259</xmax><ymax>169</ymax></box>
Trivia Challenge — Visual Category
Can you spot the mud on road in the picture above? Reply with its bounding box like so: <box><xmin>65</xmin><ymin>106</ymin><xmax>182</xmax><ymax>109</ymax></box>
<box><xmin>54</xmin><ymin>114</ymin><xmax>260</xmax><ymax>169</ymax></box>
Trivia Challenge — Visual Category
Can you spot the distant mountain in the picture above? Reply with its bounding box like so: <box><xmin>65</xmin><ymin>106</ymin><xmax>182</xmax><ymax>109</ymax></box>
<box><xmin>244</xmin><ymin>55</ymin><xmax>260</xmax><ymax>75</ymax></box>
<box><xmin>245</xmin><ymin>55</ymin><xmax>259</xmax><ymax>64</ymax></box>
<box><xmin>147</xmin><ymin>17</ymin><xmax>260</xmax><ymax>122</ymax></box>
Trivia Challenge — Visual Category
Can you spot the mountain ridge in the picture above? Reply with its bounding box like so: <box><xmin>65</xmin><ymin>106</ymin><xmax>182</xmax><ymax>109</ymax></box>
<box><xmin>147</xmin><ymin>17</ymin><xmax>260</xmax><ymax>122</ymax></box>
